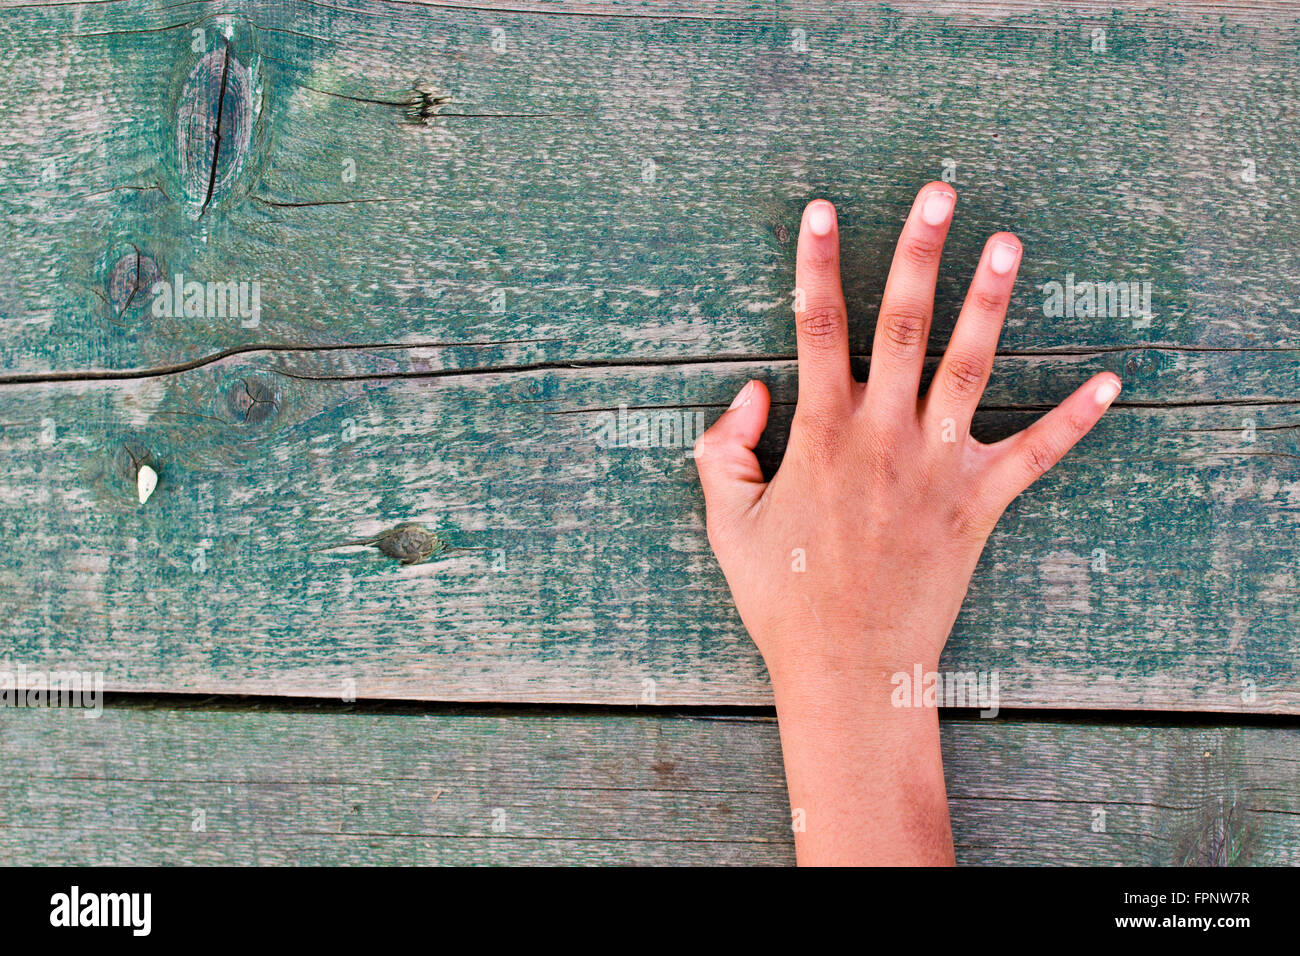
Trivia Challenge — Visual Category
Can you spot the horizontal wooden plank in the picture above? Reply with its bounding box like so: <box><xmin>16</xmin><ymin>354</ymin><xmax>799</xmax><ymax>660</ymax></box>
<box><xmin>0</xmin><ymin>703</ymin><xmax>1296</xmax><ymax>865</ymax></box>
<box><xmin>1</xmin><ymin>355</ymin><xmax>1296</xmax><ymax>710</ymax></box>
<box><xmin>1</xmin><ymin>0</ymin><xmax>1298</xmax><ymax>378</ymax></box>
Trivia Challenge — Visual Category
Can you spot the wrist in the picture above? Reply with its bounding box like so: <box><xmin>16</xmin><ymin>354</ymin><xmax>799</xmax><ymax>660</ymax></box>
<box><xmin>756</xmin><ymin>630</ymin><xmax>954</xmax><ymax>867</ymax></box>
<box><xmin>769</xmin><ymin>661</ymin><xmax>939</xmax><ymax>724</ymax></box>
<box><xmin>760</xmin><ymin>637</ymin><xmax>943</xmax><ymax>704</ymax></box>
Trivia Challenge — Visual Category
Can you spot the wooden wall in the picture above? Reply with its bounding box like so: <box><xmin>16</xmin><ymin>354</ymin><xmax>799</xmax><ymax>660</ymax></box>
<box><xmin>0</xmin><ymin>0</ymin><xmax>1296</xmax><ymax>863</ymax></box>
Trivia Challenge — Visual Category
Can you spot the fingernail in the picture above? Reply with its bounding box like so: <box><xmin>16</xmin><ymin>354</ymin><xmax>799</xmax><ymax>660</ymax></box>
<box><xmin>1095</xmin><ymin>378</ymin><xmax>1121</xmax><ymax>406</ymax></box>
<box><xmin>989</xmin><ymin>240</ymin><xmax>1020</xmax><ymax>276</ymax></box>
<box><xmin>920</xmin><ymin>191</ymin><xmax>954</xmax><ymax>226</ymax></box>
<box><xmin>806</xmin><ymin>202</ymin><xmax>835</xmax><ymax>238</ymax></box>
<box><xmin>728</xmin><ymin>381</ymin><xmax>754</xmax><ymax>410</ymax></box>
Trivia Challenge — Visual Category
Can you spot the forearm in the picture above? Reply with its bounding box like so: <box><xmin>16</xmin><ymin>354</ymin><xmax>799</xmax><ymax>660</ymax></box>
<box><xmin>770</xmin><ymin>658</ymin><xmax>954</xmax><ymax>866</ymax></box>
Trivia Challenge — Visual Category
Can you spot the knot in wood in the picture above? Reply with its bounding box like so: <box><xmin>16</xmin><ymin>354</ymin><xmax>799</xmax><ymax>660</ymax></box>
<box><xmin>370</xmin><ymin>523</ymin><xmax>444</xmax><ymax>565</ymax></box>
<box><xmin>108</xmin><ymin>249</ymin><xmax>161</xmax><ymax>316</ymax></box>
<box><xmin>226</xmin><ymin>377</ymin><xmax>280</xmax><ymax>425</ymax></box>
<box><xmin>178</xmin><ymin>45</ymin><xmax>255</xmax><ymax>214</ymax></box>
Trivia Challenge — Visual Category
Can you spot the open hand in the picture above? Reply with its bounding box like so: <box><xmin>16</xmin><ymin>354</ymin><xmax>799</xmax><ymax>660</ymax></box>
<box><xmin>695</xmin><ymin>184</ymin><xmax>1120</xmax><ymax>683</ymax></box>
<box><xmin>693</xmin><ymin>185</ymin><xmax>1120</xmax><ymax>864</ymax></box>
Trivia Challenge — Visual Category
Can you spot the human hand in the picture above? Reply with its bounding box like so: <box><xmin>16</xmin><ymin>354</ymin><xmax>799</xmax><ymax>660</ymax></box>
<box><xmin>692</xmin><ymin>185</ymin><xmax>1120</xmax><ymax>864</ymax></box>
<box><xmin>695</xmin><ymin>185</ymin><xmax>1119</xmax><ymax>688</ymax></box>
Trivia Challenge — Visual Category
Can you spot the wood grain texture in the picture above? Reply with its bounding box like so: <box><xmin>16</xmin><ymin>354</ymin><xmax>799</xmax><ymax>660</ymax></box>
<box><xmin>2</xmin><ymin>1</ymin><xmax>1297</xmax><ymax>870</ymax></box>
<box><xmin>1</xmin><ymin>354</ymin><xmax>1296</xmax><ymax>710</ymax></box>
<box><xmin>0</xmin><ymin>703</ymin><xmax>1295</xmax><ymax>865</ymax></box>
<box><xmin>0</xmin><ymin>0</ymin><xmax>1297</xmax><ymax>377</ymax></box>
<box><xmin>1</xmin><ymin>0</ymin><xmax>1297</xmax><ymax>709</ymax></box>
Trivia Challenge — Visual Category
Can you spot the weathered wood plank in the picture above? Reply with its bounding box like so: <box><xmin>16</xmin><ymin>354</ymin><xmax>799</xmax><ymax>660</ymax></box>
<box><xmin>1</xmin><ymin>0</ymin><xmax>1297</xmax><ymax>376</ymax></box>
<box><xmin>0</xmin><ymin>703</ymin><xmax>1295</xmax><ymax>865</ymax></box>
<box><xmin>1</xmin><ymin>354</ymin><xmax>1296</xmax><ymax>710</ymax></box>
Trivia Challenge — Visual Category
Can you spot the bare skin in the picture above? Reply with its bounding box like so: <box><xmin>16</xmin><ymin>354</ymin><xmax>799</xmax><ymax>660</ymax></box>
<box><xmin>693</xmin><ymin>184</ymin><xmax>1121</xmax><ymax>866</ymax></box>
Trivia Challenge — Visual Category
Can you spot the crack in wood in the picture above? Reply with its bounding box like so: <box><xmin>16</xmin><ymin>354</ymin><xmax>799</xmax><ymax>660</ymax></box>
<box><xmin>198</xmin><ymin>43</ymin><xmax>232</xmax><ymax>220</ymax></box>
<box><xmin>1</xmin><ymin>343</ymin><xmax>1295</xmax><ymax>387</ymax></box>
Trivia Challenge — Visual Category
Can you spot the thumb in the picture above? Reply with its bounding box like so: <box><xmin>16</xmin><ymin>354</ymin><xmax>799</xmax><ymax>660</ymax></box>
<box><xmin>693</xmin><ymin>379</ymin><xmax>770</xmax><ymax>524</ymax></box>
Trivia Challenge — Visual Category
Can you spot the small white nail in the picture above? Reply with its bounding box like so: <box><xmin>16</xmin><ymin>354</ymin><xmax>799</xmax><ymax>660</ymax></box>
<box><xmin>921</xmin><ymin>191</ymin><xmax>954</xmax><ymax>226</ymax></box>
<box><xmin>729</xmin><ymin>381</ymin><xmax>754</xmax><ymax>410</ymax></box>
<box><xmin>1095</xmin><ymin>379</ymin><xmax>1121</xmax><ymax>406</ymax></box>
<box><xmin>806</xmin><ymin>202</ymin><xmax>835</xmax><ymax>238</ymax></box>
<box><xmin>137</xmin><ymin>465</ymin><xmax>158</xmax><ymax>504</ymax></box>
<box><xmin>989</xmin><ymin>241</ymin><xmax>1020</xmax><ymax>276</ymax></box>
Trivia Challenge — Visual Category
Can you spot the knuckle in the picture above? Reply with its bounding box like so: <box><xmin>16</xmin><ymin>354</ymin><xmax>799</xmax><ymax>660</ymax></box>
<box><xmin>793</xmin><ymin>410</ymin><xmax>857</xmax><ymax>470</ymax></box>
<box><xmin>1020</xmin><ymin>440</ymin><xmax>1060</xmax><ymax>478</ymax></box>
<box><xmin>871</xmin><ymin>448</ymin><xmax>900</xmax><ymax>483</ymax></box>
<box><xmin>941</xmin><ymin>352</ymin><xmax>986</xmax><ymax>400</ymax></box>
<box><xmin>879</xmin><ymin>305</ymin><xmax>928</xmax><ymax>353</ymax></box>
<box><xmin>1064</xmin><ymin>411</ymin><xmax>1092</xmax><ymax>436</ymax></box>
<box><xmin>804</xmin><ymin>242</ymin><xmax>839</xmax><ymax>271</ymax></box>
<box><xmin>899</xmin><ymin>233</ymin><xmax>944</xmax><ymax>267</ymax></box>
<box><xmin>950</xmin><ymin>496</ymin><xmax>999</xmax><ymax>541</ymax></box>
<box><xmin>970</xmin><ymin>287</ymin><xmax>1008</xmax><ymax>315</ymax></box>
<box><xmin>692</xmin><ymin>424</ymin><xmax>724</xmax><ymax>458</ymax></box>
<box><xmin>861</xmin><ymin>429</ymin><xmax>900</xmax><ymax>482</ymax></box>
<box><xmin>797</xmin><ymin>304</ymin><xmax>846</xmax><ymax>347</ymax></box>
<box><xmin>794</xmin><ymin>407</ymin><xmax>841</xmax><ymax>450</ymax></box>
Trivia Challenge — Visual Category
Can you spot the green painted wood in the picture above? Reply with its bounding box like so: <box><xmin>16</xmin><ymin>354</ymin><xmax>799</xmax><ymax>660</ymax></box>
<box><xmin>1</xmin><ymin>354</ymin><xmax>1296</xmax><ymax>710</ymax></box>
<box><xmin>0</xmin><ymin>703</ymin><xmax>1294</xmax><ymax>865</ymax></box>
<box><xmin>2</xmin><ymin>0</ymin><xmax>1298</xmax><ymax>709</ymax></box>
<box><xmin>0</xmin><ymin>0</ymin><xmax>1298</xmax><ymax>378</ymax></box>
